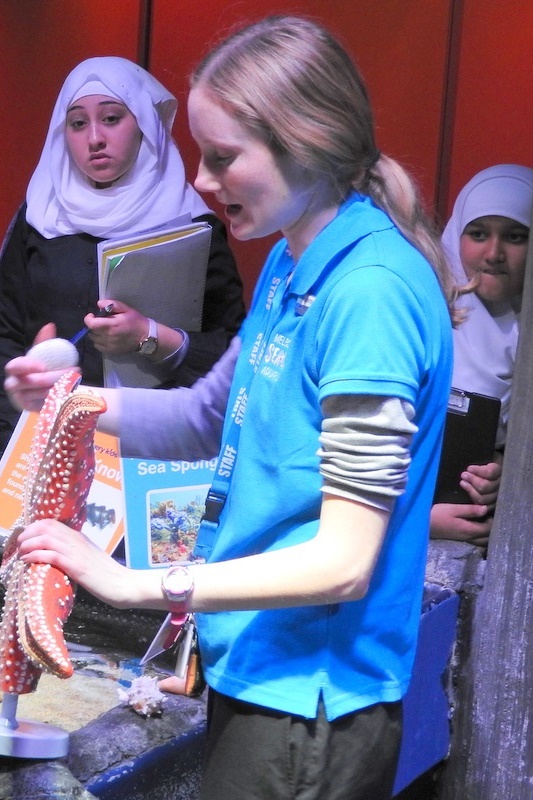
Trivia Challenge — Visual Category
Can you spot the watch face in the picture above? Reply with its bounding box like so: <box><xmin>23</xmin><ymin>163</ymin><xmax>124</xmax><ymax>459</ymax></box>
<box><xmin>162</xmin><ymin>566</ymin><xmax>193</xmax><ymax>601</ymax></box>
<box><xmin>140</xmin><ymin>338</ymin><xmax>158</xmax><ymax>355</ymax></box>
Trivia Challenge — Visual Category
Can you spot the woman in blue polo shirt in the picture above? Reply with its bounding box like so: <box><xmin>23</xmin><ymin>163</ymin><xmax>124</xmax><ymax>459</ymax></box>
<box><xmin>10</xmin><ymin>15</ymin><xmax>454</xmax><ymax>800</ymax></box>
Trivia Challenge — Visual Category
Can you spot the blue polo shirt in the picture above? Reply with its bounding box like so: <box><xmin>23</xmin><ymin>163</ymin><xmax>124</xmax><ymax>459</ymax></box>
<box><xmin>196</xmin><ymin>193</ymin><xmax>453</xmax><ymax>721</ymax></box>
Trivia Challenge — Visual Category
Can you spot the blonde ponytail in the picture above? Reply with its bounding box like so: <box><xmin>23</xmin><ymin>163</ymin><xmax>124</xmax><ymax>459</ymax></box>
<box><xmin>363</xmin><ymin>155</ymin><xmax>459</xmax><ymax>324</ymax></box>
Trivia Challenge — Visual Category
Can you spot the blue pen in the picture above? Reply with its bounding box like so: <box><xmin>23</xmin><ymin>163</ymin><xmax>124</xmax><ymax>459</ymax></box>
<box><xmin>70</xmin><ymin>303</ymin><xmax>115</xmax><ymax>345</ymax></box>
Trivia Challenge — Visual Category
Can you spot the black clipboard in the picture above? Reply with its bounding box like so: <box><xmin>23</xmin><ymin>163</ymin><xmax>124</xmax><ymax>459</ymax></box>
<box><xmin>433</xmin><ymin>388</ymin><xmax>501</xmax><ymax>504</ymax></box>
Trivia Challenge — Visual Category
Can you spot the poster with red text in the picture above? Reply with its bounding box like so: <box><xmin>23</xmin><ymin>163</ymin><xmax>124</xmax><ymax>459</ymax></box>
<box><xmin>0</xmin><ymin>411</ymin><xmax>124</xmax><ymax>554</ymax></box>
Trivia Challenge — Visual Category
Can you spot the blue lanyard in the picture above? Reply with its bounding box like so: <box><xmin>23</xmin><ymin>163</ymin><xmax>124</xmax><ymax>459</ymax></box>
<box><xmin>194</xmin><ymin>260</ymin><xmax>293</xmax><ymax>560</ymax></box>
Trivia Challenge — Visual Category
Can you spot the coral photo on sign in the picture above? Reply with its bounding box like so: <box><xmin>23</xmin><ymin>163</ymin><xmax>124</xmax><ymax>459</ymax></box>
<box><xmin>121</xmin><ymin>455</ymin><xmax>217</xmax><ymax>569</ymax></box>
<box><xmin>148</xmin><ymin>485</ymin><xmax>208</xmax><ymax>564</ymax></box>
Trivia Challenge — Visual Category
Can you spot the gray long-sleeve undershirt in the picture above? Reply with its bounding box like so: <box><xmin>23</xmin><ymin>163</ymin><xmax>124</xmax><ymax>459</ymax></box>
<box><xmin>319</xmin><ymin>395</ymin><xmax>417</xmax><ymax>512</ymax></box>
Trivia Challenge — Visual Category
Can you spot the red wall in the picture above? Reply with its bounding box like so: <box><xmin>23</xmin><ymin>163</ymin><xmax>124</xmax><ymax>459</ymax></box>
<box><xmin>0</xmin><ymin>1</ymin><xmax>530</xmax><ymax>305</ymax></box>
<box><xmin>445</xmin><ymin>0</ymin><xmax>533</xmax><ymax>217</ymax></box>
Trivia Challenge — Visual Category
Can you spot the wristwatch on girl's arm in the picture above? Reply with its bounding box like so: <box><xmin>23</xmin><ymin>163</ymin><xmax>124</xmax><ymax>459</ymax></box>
<box><xmin>137</xmin><ymin>317</ymin><xmax>159</xmax><ymax>356</ymax></box>
<box><xmin>161</xmin><ymin>564</ymin><xmax>194</xmax><ymax>623</ymax></box>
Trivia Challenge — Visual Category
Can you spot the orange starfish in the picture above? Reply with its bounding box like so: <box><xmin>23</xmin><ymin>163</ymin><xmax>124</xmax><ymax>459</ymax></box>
<box><xmin>0</xmin><ymin>370</ymin><xmax>106</xmax><ymax>694</ymax></box>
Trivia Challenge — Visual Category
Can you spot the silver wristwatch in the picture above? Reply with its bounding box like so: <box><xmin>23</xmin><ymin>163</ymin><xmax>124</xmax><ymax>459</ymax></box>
<box><xmin>137</xmin><ymin>318</ymin><xmax>158</xmax><ymax>356</ymax></box>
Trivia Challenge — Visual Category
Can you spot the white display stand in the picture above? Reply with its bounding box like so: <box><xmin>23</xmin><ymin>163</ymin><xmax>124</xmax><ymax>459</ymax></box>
<box><xmin>0</xmin><ymin>693</ymin><xmax>69</xmax><ymax>759</ymax></box>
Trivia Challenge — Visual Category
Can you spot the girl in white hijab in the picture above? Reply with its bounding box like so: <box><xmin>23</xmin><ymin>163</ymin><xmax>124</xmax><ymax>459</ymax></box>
<box><xmin>0</xmin><ymin>57</ymin><xmax>244</xmax><ymax>454</ymax></box>
<box><xmin>26</xmin><ymin>56</ymin><xmax>210</xmax><ymax>238</ymax></box>
<box><xmin>431</xmin><ymin>163</ymin><xmax>533</xmax><ymax>546</ymax></box>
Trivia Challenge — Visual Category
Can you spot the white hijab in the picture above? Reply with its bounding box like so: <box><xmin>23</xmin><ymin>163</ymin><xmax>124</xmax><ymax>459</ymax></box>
<box><xmin>442</xmin><ymin>164</ymin><xmax>533</xmax><ymax>446</ymax></box>
<box><xmin>26</xmin><ymin>56</ymin><xmax>210</xmax><ymax>239</ymax></box>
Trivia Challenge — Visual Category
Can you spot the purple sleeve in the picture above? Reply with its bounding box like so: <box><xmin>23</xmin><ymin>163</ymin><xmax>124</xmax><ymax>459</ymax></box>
<box><xmin>119</xmin><ymin>336</ymin><xmax>240</xmax><ymax>461</ymax></box>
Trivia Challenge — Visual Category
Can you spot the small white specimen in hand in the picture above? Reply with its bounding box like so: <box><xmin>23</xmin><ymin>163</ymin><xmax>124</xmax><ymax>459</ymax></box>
<box><xmin>26</xmin><ymin>338</ymin><xmax>79</xmax><ymax>370</ymax></box>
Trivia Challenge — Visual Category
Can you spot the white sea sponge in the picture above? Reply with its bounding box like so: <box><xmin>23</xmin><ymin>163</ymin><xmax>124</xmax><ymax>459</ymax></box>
<box><xmin>118</xmin><ymin>675</ymin><xmax>166</xmax><ymax>717</ymax></box>
<box><xmin>26</xmin><ymin>338</ymin><xmax>79</xmax><ymax>370</ymax></box>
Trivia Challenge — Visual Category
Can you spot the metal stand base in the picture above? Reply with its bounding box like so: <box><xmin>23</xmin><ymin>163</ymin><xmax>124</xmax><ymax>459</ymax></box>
<box><xmin>0</xmin><ymin>693</ymin><xmax>69</xmax><ymax>759</ymax></box>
